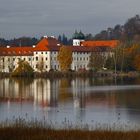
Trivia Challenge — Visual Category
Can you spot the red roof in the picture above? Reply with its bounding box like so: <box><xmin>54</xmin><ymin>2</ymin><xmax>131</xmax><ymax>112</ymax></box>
<box><xmin>0</xmin><ymin>38</ymin><xmax>117</xmax><ymax>56</ymax></box>
<box><xmin>68</xmin><ymin>46</ymin><xmax>91</xmax><ymax>52</ymax></box>
<box><xmin>82</xmin><ymin>40</ymin><xmax>119</xmax><ymax>48</ymax></box>
<box><xmin>0</xmin><ymin>46</ymin><xmax>33</xmax><ymax>56</ymax></box>
<box><xmin>0</xmin><ymin>37</ymin><xmax>61</xmax><ymax>56</ymax></box>
<box><xmin>34</xmin><ymin>37</ymin><xmax>61</xmax><ymax>51</ymax></box>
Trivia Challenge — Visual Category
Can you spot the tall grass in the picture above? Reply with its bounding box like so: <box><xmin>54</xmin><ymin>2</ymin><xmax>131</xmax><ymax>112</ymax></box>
<box><xmin>1</xmin><ymin>126</ymin><xmax>140</xmax><ymax>140</ymax></box>
<box><xmin>0</xmin><ymin>118</ymin><xmax>140</xmax><ymax>140</ymax></box>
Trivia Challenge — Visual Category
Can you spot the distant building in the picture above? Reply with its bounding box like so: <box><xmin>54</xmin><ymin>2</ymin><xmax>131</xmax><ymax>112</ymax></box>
<box><xmin>0</xmin><ymin>36</ymin><xmax>119</xmax><ymax>72</ymax></box>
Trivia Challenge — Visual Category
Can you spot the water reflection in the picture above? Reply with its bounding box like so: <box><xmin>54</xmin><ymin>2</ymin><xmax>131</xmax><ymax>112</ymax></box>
<box><xmin>0</xmin><ymin>77</ymin><xmax>140</xmax><ymax>128</ymax></box>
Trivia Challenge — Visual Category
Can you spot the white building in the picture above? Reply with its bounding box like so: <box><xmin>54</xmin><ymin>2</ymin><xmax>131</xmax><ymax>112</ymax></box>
<box><xmin>0</xmin><ymin>36</ymin><xmax>118</xmax><ymax>72</ymax></box>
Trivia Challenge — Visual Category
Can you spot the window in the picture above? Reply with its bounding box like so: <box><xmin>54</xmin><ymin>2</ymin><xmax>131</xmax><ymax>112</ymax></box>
<box><xmin>23</xmin><ymin>58</ymin><xmax>26</xmax><ymax>61</ymax></box>
<box><xmin>41</xmin><ymin>52</ymin><xmax>43</xmax><ymax>54</ymax></box>
<box><xmin>36</xmin><ymin>57</ymin><xmax>38</xmax><ymax>61</ymax></box>
<box><xmin>8</xmin><ymin>58</ymin><xmax>10</xmax><ymax>61</ymax></box>
<box><xmin>54</xmin><ymin>65</ymin><xmax>56</xmax><ymax>70</ymax></box>
<box><xmin>29</xmin><ymin>58</ymin><xmax>31</xmax><ymax>61</ymax></box>
<box><xmin>46</xmin><ymin>57</ymin><xmax>48</xmax><ymax>60</ymax></box>
<box><xmin>46</xmin><ymin>52</ymin><xmax>47</xmax><ymax>54</ymax></box>
<box><xmin>36</xmin><ymin>52</ymin><xmax>38</xmax><ymax>54</ymax></box>
<box><xmin>46</xmin><ymin>65</ymin><xmax>48</xmax><ymax>68</ymax></box>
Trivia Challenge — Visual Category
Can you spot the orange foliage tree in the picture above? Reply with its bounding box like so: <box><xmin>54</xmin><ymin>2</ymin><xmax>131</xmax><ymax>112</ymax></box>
<box><xmin>124</xmin><ymin>44</ymin><xmax>140</xmax><ymax>71</ymax></box>
<box><xmin>133</xmin><ymin>55</ymin><xmax>140</xmax><ymax>71</ymax></box>
<box><xmin>57</xmin><ymin>46</ymin><xmax>72</xmax><ymax>71</ymax></box>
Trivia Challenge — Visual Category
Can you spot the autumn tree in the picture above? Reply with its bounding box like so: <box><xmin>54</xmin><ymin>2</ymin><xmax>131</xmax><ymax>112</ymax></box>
<box><xmin>11</xmin><ymin>60</ymin><xmax>34</xmax><ymax>77</ymax></box>
<box><xmin>88</xmin><ymin>50</ymin><xmax>105</xmax><ymax>72</ymax></box>
<box><xmin>133</xmin><ymin>55</ymin><xmax>140</xmax><ymax>71</ymax></box>
<box><xmin>127</xmin><ymin>44</ymin><xmax>140</xmax><ymax>71</ymax></box>
<box><xmin>57</xmin><ymin>46</ymin><xmax>72</xmax><ymax>72</ymax></box>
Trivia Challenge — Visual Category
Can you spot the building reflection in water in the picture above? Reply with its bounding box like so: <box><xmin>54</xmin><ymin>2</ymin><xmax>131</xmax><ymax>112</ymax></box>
<box><xmin>1</xmin><ymin>77</ymin><xmax>140</xmax><ymax>125</ymax></box>
<box><xmin>0</xmin><ymin>78</ymin><xmax>59</xmax><ymax>109</ymax></box>
<box><xmin>33</xmin><ymin>79</ymin><xmax>58</xmax><ymax>108</ymax></box>
<box><xmin>71</xmin><ymin>78</ymin><xmax>87</xmax><ymax>122</ymax></box>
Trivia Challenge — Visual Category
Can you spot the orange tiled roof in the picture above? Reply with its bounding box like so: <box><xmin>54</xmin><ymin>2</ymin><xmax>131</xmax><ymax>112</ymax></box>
<box><xmin>0</xmin><ymin>38</ymin><xmax>117</xmax><ymax>56</ymax></box>
<box><xmin>0</xmin><ymin>46</ymin><xmax>33</xmax><ymax>56</ymax></box>
<box><xmin>0</xmin><ymin>37</ymin><xmax>62</xmax><ymax>56</ymax></box>
<box><xmin>68</xmin><ymin>46</ymin><xmax>91</xmax><ymax>52</ymax></box>
<box><xmin>33</xmin><ymin>37</ymin><xmax>61</xmax><ymax>51</ymax></box>
<box><xmin>82</xmin><ymin>40</ymin><xmax>119</xmax><ymax>48</ymax></box>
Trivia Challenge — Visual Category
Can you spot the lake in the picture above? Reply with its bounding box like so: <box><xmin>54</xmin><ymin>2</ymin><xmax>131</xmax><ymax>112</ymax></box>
<box><xmin>0</xmin><ymin>77</ymin><xmax>140</xmax><ymax>130</ymax></box>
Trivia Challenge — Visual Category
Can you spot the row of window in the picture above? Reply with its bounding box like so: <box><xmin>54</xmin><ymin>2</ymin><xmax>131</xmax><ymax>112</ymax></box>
<box><xmin>34</xmin><ymin>65</ymin><xmax>48</xmax><ymax>69</ymax></box>
<box><xmin>2</xmin><ymin>51</ymin><xmax>32</xmax><ymax>54</ymax></box>
<box><xmin>0</xmin><ymin>56</ymin><xmax>89</xmax><ymax>62</ymax></box>
<box><xmin>73</xmin><ymin>52</ymin><xmax>89</xmax><ymax>55</ymax></box>
<box><xmin>73</xmin><ymin>57</ymin><xmax>89</xmax><ymax>61</ymax></box>
<box><xmin>35</xmin><ymin>51</ymin><xmax>57</xmax><ymax>55</ymax></box>
<box><xmin>75</xmin><ymin>65</ymin><xmax>87</xmax><ymax>69</ymax></box>
<box><xmin>34</xmin><ymin>51</ymin><xmax>89</xmax><ymax>55</ymax></box>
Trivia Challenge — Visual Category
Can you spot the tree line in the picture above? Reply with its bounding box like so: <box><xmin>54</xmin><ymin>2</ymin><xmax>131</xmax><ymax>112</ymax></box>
<box><xmin>1</xmin><ymin>15</ymin><xmax>140</xmax><ymax>47</ymax></box>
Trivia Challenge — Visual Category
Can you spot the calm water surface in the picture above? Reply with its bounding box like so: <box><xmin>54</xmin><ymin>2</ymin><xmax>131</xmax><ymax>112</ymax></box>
<box><xmin>0</xmin><ymin>77</ymin><xmax>140</xmax><ymax>129</ymax></box>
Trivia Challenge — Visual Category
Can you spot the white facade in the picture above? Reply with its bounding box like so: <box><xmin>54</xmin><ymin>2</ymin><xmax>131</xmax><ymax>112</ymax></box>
<box><xmin>73</xmin><ymin>39</ymin><xmax>84</xmax><ymax>46</ymax></box>
<box><xmin>0</xmin><ymin>51</ymin><xmax>90</xmax><ymax>72</ymax></box>
<box><xmin>71</xmin><ymin>52</ymin><xmax>91</xmax><ymax>71</ymax></box>
<box><xmin>0</xmin><ymin>36</ymin><xmax>114</xmax><ymax>73</ymax></box>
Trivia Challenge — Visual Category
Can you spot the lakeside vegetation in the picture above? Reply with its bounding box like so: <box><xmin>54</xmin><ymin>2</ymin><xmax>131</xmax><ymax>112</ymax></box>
<box><xmin>1</xmin><ymin>128</ymin><xmax>140</xmax><ymax>140</ymax></box>
<box><xmin>0</xmin><ymin>119</ymin><xmax>140</xmax><ymax>140</ymax></box>
<box><xmin>0</xmin><ymin>70</ymin><xmax>139</xmax><ymax>79</ymax></box>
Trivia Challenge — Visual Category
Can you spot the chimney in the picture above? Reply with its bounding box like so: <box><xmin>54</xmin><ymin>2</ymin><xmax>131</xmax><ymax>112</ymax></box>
<box><xmin>51</xmin><ymin>36</ymin><xmax>55</xmax><ymax>38</ymax></box>
<box><xmin>57</xmin><ymin>44</ymin><xmax>61</xmax><ymax>46</ymax></box>
<box><xmin>44</xmin><ymin>35</ymin><xmax>48</xmax><ymax>38</ymax></box>
<box><xmin>6</xmin><ymin>45</ymin><xmax>10</xmax><ymax>48</ymax></box>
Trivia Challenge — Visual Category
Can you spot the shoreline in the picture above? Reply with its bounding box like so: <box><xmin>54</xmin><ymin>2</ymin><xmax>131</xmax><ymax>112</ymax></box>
<box><xmin>0</xmin><ymin>71</ymin><xmax>139</xmax><ymax>78</ymax></box>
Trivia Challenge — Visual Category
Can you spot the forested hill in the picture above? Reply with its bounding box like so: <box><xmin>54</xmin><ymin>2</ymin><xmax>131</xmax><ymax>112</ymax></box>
<box><xmin>93</xmin><ymin>15</ymin><xmax>140</xmax><ymax>41</ymax></box>
<box><xmin>57</xmin><ymin>15</ymin><xmax>140</xmax><ymax>44</ymax></box>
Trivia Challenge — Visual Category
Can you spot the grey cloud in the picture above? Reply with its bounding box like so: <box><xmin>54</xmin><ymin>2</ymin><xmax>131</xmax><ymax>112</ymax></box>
<box><xmin>0</xmin><ymin>0</ymin><xmax>140</xmax><ymax>38</ymax></box>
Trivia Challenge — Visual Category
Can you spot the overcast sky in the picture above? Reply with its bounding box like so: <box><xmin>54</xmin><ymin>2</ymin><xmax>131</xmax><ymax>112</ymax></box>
<box><xmin>0</xmin><ymin>0</ymin><xmax>140</xmax><ymax>39</ymax></box>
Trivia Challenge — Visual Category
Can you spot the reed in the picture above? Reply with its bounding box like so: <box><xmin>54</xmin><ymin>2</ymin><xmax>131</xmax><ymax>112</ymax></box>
<box><xmin>0</xmin><ymin>118</ymin><xmax>140</xmax><ymax>140</ymax></box>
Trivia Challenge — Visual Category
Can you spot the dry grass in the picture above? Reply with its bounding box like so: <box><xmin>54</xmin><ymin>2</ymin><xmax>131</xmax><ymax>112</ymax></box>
<box><xmin>0</xmin><ymin>118</ymin><xmax>140</xmax><ymax>140</ymax></box>
<box><xmin>0</xmin><ymin>127</ymin><xmax>140</xmax><ymax>140</ymax></box>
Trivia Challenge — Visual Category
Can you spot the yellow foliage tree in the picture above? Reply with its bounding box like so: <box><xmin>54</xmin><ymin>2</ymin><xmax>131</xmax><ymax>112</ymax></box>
<box><xmin>11</xmin><ymin>60</ymin><xmax>34</xmax><ymax>77</ymax></box>
<box><xmin>57</xmin><ymin>46</ymin><xmax>72</xmax><ymax>71</ymax></box>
